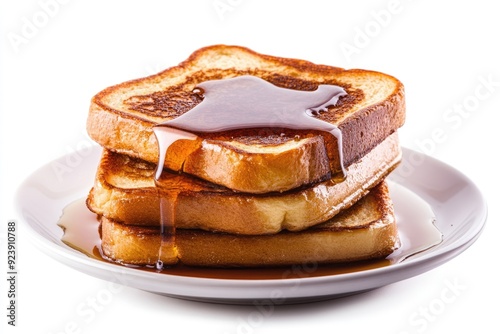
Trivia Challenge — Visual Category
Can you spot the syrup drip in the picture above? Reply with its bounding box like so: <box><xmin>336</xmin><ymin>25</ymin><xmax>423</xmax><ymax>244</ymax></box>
<box><xmin>152</xmin><ymin>75</ymin><xmax>347</xmax><ymax>270</ymax></box>
<box><xmin>152</xmin><ymin>128</ymin><xmax>197</xmax><ymax>269</ymax></box>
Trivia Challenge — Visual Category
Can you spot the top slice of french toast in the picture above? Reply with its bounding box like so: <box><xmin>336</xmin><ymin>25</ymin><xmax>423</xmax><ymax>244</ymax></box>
<box><xmin>87</xmin><ymin>45</ymin><xmax>405</xmax><ymax>193</ymax></box>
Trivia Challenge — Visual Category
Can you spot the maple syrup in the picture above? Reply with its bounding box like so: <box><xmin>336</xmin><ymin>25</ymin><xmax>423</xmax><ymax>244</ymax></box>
<box><xmin>152</xmin><ymin>75</ymin><xmax>347</xmax><ymax>270</ymax></box>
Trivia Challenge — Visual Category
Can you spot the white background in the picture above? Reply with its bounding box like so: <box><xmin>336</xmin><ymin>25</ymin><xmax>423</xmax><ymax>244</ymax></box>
<box><xmin>1</xmin><ymin>0</ymin><xmax>498</xmax><ymax>333</ymax></box>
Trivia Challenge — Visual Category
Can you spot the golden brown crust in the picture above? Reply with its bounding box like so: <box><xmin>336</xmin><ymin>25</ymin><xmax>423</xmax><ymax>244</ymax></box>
<box><xmin>100</xmin><ymin>181</ymin><xmax>399</xmax><ymax>267</ymax></box>
<box><xmin>87</xmin><ymin>133</ymin><xmax>401</xmax><ymax>235</ymax></box>
<box><xmin>87</xmin><ymin>45</ymin><xmax>405</xmax><ymax>193</ymax></box>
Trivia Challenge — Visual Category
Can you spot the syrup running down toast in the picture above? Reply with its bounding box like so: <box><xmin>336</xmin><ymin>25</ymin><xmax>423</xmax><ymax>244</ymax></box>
<box><xmin>80</xmin><ymin>45</ymin><xmax>406</xmax><ymax>269</ymax></box>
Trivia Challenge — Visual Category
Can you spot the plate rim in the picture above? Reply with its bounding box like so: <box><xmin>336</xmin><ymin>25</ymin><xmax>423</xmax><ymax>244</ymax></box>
<box><xmin>15</xmin><ymin>147</ymin><xmax>488</xmax><ymax>303</ymax></box>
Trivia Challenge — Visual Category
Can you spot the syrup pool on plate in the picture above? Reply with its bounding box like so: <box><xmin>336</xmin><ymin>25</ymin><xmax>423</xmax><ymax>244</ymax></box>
<box><xmin>58</xmin><ymin>181</ymin><xmax>442</xmax><ymax>280</ymax></box>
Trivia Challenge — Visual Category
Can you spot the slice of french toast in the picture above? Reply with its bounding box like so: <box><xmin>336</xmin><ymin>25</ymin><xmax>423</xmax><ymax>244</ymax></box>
<box><xmin>100</xmin><ymin>181</ymin><xmax>399</xmax><ymax>267</ymax></box>
<box><xmin>87</xmin><ymin>132</ymin><xmax>401</xmax><ymax>235</ymax></box>
<box><xmin>87</xmin><ymin>45</ymin><xmax>405</xmax><ymax>193</ymax></box>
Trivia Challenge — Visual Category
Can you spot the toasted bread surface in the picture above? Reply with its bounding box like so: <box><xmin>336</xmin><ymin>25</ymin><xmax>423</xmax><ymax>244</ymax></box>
<box><xmin>100</xmin><ymin>181</ymin><xmax>398</xmax><ymax>267</ymax></box>
<box><xmin>87</xmin><ymin>133</ymin><xmax>401</xmax><ymax>235</ymax></box>
<box><xmin>87</xmin><ymin>45</ymin><xmax>405</xmax><ymax>193</ymax></box>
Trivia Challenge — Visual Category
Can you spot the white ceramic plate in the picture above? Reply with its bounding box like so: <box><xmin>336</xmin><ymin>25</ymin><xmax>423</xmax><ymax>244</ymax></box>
<box><xmin>16</xmin><ymin>147</ymin><xmax>487</xmax><ymax>304</ymax></box>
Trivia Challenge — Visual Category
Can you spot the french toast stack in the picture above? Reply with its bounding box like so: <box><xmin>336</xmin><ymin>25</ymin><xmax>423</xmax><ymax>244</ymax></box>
<box><xmin>85</xmin><ymin>45</ymin><xmax>406</xmax><ymax>267</ymax></box>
